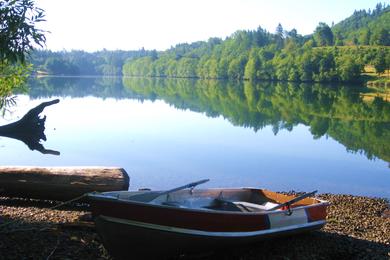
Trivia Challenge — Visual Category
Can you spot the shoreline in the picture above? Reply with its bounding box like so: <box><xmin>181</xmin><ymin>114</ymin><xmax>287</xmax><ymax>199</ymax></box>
<box><xmin>0</xmin><ymin>193</ymin><xmax>389</xmax><ymax>259</ymax></box>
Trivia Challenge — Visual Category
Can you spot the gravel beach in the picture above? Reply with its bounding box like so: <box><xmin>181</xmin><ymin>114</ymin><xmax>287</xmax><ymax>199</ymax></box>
<box><xmin>0</xmin><ymin>194</ymin><xmax>389</xmax><ymax>259</ymax></box>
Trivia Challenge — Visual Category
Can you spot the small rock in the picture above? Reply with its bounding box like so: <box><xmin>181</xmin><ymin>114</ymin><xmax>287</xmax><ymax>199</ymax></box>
<box><xmin>381</xmin><ymin>208</ymin><xmax>390</xmax><ymax>218</ymax></box>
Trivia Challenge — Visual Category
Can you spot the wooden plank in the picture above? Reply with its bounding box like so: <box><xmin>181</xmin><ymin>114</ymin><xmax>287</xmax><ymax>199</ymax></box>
<box><xmin>0</xmin><ymin>166</ymin><xmax>129</xmax><ymax>201</ymax></box>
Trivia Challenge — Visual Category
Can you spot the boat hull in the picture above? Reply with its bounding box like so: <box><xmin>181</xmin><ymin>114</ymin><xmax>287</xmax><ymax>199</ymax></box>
<box><xmin>95</xmin><ymin>215</ymin><xmax>325</xmax><ymax>259</ymax></box>
<box><xmin>88</xmin><ymin>188</ymin><xmax>328</xmax><ymax>259</ymax></box>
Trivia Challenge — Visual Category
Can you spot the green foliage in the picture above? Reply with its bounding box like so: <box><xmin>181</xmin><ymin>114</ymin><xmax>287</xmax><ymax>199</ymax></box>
<box><xmin>332</xmin><ymin>4</ymin><xmax>390</xmax><ymax>46</ymax></box>
<box><xmin>44</xmin><ymin>57</ymin><xmax>79</xmax><ymax>75</ymax></box>
<box><xmin>314</xmin><ymin>22</ymin><xmax>334</xmax><ymax>46</ymax></box>
<box><xmin>0</xmin><ymin>0</ymin><xmax>46</xmax><ymax>109</ymax></box>
<box><xmin>0</xmin><ymin>62</ymin><xmax>30</xmax><ymax>96</ymax></box>
<box><xmin>22</xmin><ymin>2</ymin><xmax>389</xmax><ymax>84</ymax></box>
<box><xmin>124</xmin><ymin>37</ymin><xmax>385</xmax><ymax>83</ymax></box>
<box><xmin>372</xmin><ymin>48</ymin><xmax>387</xmax><ymax>74</ymax></box>
<box><xmin>122</xmin><ymin>3</ymin><xmax>389</xmax><ymax>83</ymax></box>
<box><xmin>244</xmin><ymin>50</ymin><xmax>260</xmax><ymax>80</ymax></box>
<box><xmin>0</xmin><ymin>0</ymin><xmax>46</xmax><ymax>63</ymax></box>
<box><xmin>337</xmin><ymin>56</ymin><xmax>363</xmax><ymax>81</ymax></box>
<box><xmin>274</xmin><ymin>23</ymin><xmax>285</xmax><ymax>49</ymax></box>
<box><xmin>228</xmin><ymin>55</ymin><xmax>247</xmax><ymax>79</ymax></box>
<box><xmin>30</xmin><ymin>49</ymin><xmax>153</xmax><ymax>76</ymax></box>
<box><xmin>371</xmin><ymin>27</ymin><xmax>390</xmax><ymax>46</ymax></box>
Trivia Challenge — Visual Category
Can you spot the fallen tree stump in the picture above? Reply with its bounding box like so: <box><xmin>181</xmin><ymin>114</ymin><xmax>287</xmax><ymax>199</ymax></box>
<box><xmin>0</xmin><ymin>99</ymin><xmax>60</xmax><ymax>155</ymax></box>
<box><xmin>0</xmin><ymin>166</ymin><xmax>129</xmax><ymax>201</ymax></box>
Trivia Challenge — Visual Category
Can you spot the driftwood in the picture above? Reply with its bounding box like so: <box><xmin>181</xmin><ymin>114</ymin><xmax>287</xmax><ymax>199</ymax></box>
<box><xmin>0</xmin><ymin>99</ymin><xmax>60</xmax><ymax>155</ymax></box>
<box><xmin>0</xmin><ymin>166</ymin><xmax>130</xmax><ymax>201</ymax></box>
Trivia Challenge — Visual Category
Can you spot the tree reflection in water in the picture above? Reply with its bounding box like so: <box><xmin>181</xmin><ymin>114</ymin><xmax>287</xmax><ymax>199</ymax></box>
<box><xmin>25</xmin><ymin>76</ymin><xmax>390</xmax><ymax>162</ymax></box>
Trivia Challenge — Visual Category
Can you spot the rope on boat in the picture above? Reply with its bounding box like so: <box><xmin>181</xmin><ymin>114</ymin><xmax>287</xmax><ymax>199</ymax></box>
<box><xmin>0</xmin><ymin>192</ymin><xmax>91</xmax><ymax>231</ymax></box>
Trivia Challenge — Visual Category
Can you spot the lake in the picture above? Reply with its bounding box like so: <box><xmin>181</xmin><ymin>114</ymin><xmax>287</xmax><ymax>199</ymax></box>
<box><xmin>0</xmin><ymin>77</ymin><xmax>389</xmax><ymax>198</ymax></box>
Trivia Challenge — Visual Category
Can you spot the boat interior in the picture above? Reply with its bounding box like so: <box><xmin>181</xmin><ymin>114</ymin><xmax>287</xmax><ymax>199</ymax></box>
<box><xmin>100</xmin><ymin>188</ymin><xmax>320</xmax><ymax>213</ymax></box>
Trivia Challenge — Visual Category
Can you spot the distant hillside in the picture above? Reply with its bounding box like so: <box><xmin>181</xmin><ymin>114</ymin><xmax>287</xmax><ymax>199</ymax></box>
<box><xmin>29</xmin><ymin>49</ymin><xmax>156</xmax><ymax>76</ymax></box>
<box><xmin>30</xmin><ymin>3</ymin><xmax>389</xmax><ymax>83</ymax></box>
<box><xmin>121</xmin><ymin>3</ymin><xmax>390</xmax><ymax>83</ymax></box>
<box><xmin>332</xmin><ymin>3</ymin><xmax>389</xmax><ymax>46</ymax></box>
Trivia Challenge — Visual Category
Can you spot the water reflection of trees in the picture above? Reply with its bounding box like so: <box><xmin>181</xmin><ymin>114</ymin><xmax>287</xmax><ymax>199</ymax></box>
<box><xmin>26</xmin><ymin>77</ymin><xmax>390</xmax><ymax>162</ymax></box>
<box><xmin>123</xmin><ymin>78</ymin><xmax>390</xmax><ymax>163</ymax></box>
<box><xmin>26</xmin><ymin>76</ymin><xmax>139</xmax><ymax>99</ymax></box>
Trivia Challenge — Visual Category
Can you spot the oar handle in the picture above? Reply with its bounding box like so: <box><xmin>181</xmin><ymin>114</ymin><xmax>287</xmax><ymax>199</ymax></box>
<box><xmin>163</xmin><ymin>179</ymin><xmax>210</xmax><ymax>195</ymax></box>
<box><xmin>268</xmin><ymin>190</ymin><xmax>317</xmax><ymax>211</ymax></box>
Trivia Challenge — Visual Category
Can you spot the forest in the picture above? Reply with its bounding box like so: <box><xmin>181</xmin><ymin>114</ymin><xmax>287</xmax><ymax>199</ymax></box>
<box><xmin>29</xmin><ymin>49</ymin><xmax>155</xmax><ymax>76</ymax></box>
<box><xmin>3</xmin><ymin>2</ymin><xmax>388</xmax><ymax>86</ymax></box>
<box><xmin>122</xmin><ymin>3</ymin><xmax>390</xmax><ymax>83</ymax></box>
<box><xmin>24</xmin><ymin>3</ymin><xmax>390</xmax><ymax>84</ymax></box>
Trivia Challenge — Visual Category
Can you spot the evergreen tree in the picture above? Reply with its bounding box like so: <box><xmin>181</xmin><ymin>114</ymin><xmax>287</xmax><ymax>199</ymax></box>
<box><xmin>371</xmin><ymin>28</ymin><xmax>390</xmax><ymax>46</ymax></box>
<box><xmin>314</xmin><ymin>23</ymin><xmax>334</xmax><ymax>46</ymax></box>
<box><xmin>274</xmin><ymin>23</ymin><xmax>285</xmax><ymax>49</ymax></box>
<box><xmin>373</xmin><ymin>49</ymin><xmax>387</xmax><ymax>74</ymax></box>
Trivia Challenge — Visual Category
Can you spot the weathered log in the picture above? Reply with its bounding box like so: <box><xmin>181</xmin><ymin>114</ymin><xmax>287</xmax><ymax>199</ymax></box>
<box><xmin>0</xmin><ymin>166</ymin><xmax>129</xmax><ymax>201</ymax></box>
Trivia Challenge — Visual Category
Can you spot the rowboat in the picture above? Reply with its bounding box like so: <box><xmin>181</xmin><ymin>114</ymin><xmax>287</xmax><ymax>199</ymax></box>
<box><xmin>87</xmin><ymin>180</ymin><xmax>329</xmax><ymax>259</ymax></box>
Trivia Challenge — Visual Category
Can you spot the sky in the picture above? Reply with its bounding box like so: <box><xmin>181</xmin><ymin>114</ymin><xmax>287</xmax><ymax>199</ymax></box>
<box><xmin>36</xmin><ymin>0</ymin><xmax>388</xmax><ymax>52</ymax></box>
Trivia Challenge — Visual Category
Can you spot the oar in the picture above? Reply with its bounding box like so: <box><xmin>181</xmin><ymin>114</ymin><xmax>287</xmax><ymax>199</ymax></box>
<box><xmin>128</xmin><ymin>179</ymin><xmax>210</xmax><ymax>202</ymax></box>
<box><xmin>268</xmin><ymin>190</ymin><xmax>317</xmax><ymax>211</ymax></box>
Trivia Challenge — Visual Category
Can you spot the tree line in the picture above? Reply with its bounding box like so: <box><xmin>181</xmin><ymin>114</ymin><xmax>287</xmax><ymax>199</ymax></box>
<box><xmin>122</xmin><ymin>4</ymin><xmax>390</xmax><ymax>83</ymax></box>
<box><xmin>123</xmin><ymin>36</ymin><xmax>389</xmax><ymax>83</ymax></box>
<box><xmin>332</xmin><ymin>2</ymin><xmax>390</xmax><ymax>46</ymax></box>
<box><xmin>2</xmin><ymin>0</ymin><xmax>389</xmax><ymax>90</ymax></box>
<box><xmin>29</xmin><ymin>49</ymin><xmax>156</xmax><ymax>76</ymax></box>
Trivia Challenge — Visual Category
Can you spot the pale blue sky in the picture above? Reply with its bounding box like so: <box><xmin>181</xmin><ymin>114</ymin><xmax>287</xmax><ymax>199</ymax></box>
<box><xmin>36</xmin><ymin>0</ymin><xmax>388</xmax><ymax>51</ymax></box>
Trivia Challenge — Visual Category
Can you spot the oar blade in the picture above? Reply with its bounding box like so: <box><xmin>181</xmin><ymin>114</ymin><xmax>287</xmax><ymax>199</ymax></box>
<box><xmin>268</xmin><ymin>190</ymin><xmax>318</xmax><ymax>211</ymax></box>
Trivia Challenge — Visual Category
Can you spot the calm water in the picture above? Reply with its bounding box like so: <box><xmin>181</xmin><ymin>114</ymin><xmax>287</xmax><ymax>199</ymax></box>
<box><xmin>1</xmin><ymin>77</ymin><xmax>389</xmax><ymax>198</ymax></box>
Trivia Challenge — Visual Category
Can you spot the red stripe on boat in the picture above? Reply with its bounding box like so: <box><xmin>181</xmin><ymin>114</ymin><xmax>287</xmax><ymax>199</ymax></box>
<box><xmin>91</xmin><ymin>199</ymin><xmax>271</xmax><ymax>232</ymax></box>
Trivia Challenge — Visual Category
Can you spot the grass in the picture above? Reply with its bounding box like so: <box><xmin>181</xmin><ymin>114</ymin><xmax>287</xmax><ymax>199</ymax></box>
<box><xmin>362</xmin><ymin>65</ymin><xmax>390</xmax><ymax>86</ymax></box>
<box><xmin>360</xmin><ymin>65</ymin><xmax>390</xmax><ymax>102</ymax></box>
